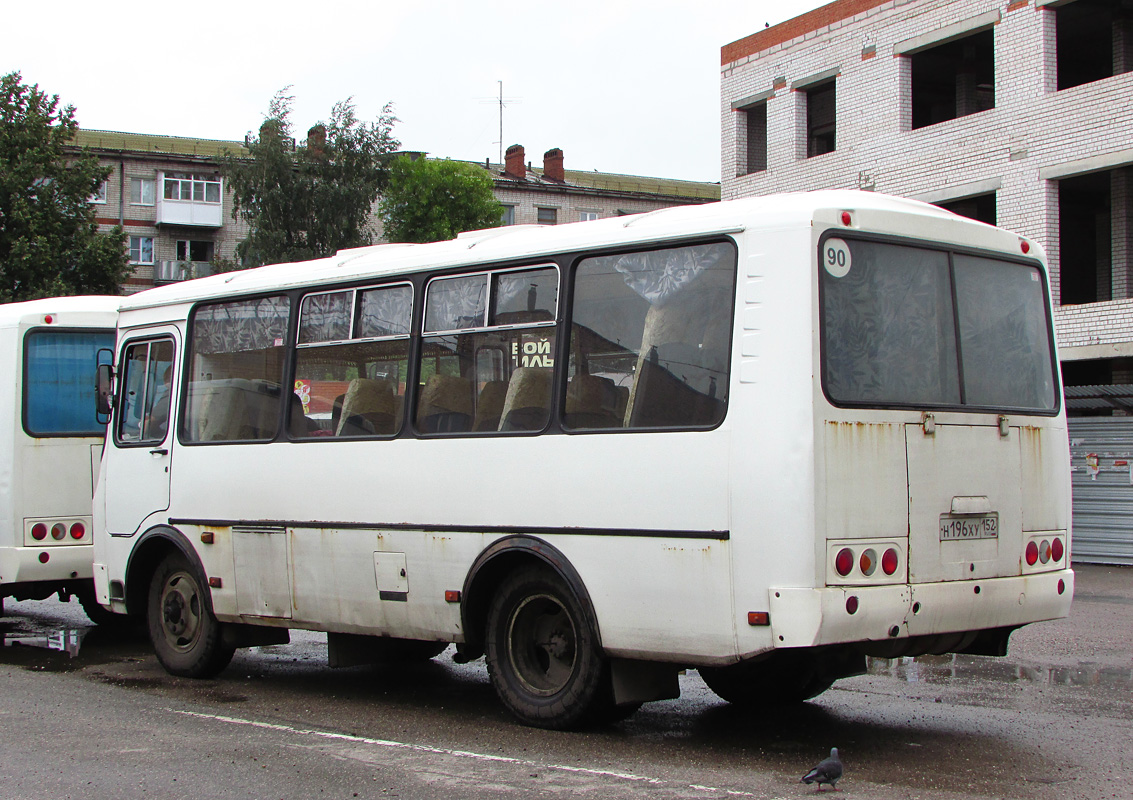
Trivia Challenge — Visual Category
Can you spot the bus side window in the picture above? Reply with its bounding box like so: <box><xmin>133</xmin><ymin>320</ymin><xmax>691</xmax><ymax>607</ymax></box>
<box><xmin>568</xmin><ymin>242</ymin><xmax>735</xmax><ymax>431</ymax></box>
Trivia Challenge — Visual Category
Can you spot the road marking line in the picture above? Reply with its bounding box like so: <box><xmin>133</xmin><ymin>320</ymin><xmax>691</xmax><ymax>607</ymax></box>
<box><xmin>170</xmin><ymin>709</ymin><xmax>758</xmax><ymax>796</ymax></box>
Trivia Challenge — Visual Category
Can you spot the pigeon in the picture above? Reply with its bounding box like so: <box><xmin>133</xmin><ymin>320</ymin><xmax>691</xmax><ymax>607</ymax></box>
<box><xmin>801</xmin><ymin>747</ymin><xmax>843</xmax><ymax>792</ymax></box>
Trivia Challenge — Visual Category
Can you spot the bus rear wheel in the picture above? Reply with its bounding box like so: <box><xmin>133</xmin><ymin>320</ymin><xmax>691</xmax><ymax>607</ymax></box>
<box><xmin>485</xmin><ymin>567</ymin><xmax>606</xmax><ymax>729</ymax></box>
<box><xmin>147</xmin><ymin>552</ymin><xmax>234</xmax><ymax>678</ymax></box>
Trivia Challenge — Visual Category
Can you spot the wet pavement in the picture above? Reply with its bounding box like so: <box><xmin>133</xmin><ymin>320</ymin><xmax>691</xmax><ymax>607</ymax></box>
<box><xmin>0</xmin><ymin>565</ymin><xmax>1130</xmax><ymax>800</ymax></box>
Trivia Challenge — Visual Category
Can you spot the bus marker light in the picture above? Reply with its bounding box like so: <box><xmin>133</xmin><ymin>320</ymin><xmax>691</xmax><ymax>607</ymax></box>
<box><xmin>208</xmin><ymin>577</ymin><xmax>222</xmax><ymax>588</ymax></box>
<box><xmin>69</xmin><ymin>522</ymin><xmax>85</xmax><ymax>539</ymax></box>
<box><xmin>445</xmin><ymin>590</ymin><xmax>461</xmax><ymax>603</ymax></box>
<box><xmin>31</xmin><ymin>523</ymin><xmax>47</xmax><ymax>540</ymax></box>
<box><xmin>845</xmin><ymin>596</ymin><xmax>859</xmax><ymax>615</ymax></box>
<box><xmin>1025</xmin><ymin>541</ymin><xmax>1039</xmax><ymax>566</ymax></box>
<box><xmin>44</xmin><ymin>314</ymin><xmax>54</xmax><ymax>324</ymax></box>
<box><xmin>841</xmin><ymin>211</ymin><xmax>852</xmax><ymax>226</ymax></box>
<box><xmin>1052</xmin><ymin>537</ymin><xmax>1064</xmax><ymax>562</ymax></box>
<box><xmin>38</xmin><ymin>552</ymin><xmax>49</xmax><ymax>563</ymax></box>
<box><xmin>835</xmin><ymin>548</ymin><xmax>854</xmax><ymax>577</ymax></box>
<box><xmin>1058</xmin><ymin>579</ymin><xmax>1066</xmax><ymax>595</ymax></box>
<box><xmin>51</xmin><ymin>523</ymin><xmax>66</xmax><ymax>540</ymax></box>
<box><xmin>200</xmin><ymin>531</ymin><xmax>215</xmax><ymax>544</ymax></box>
<box><xmin>747</xmin><ymin>611</ymin><xmax>770</xmax><ymax>626</ymax></box>
<box><xmin>859</xmin><ymin>548</ymin><xmax>877</xmax><ymax>576</ymax></box>
<box><xmin>1020</xmin><ymin>240</ymin><xmax>1030</xmax><ymax>254</ymax></box>
<box><xmin>881</xmin><ymin>548</ymin><xmax>899</xmax><ymax>576</ymax></box>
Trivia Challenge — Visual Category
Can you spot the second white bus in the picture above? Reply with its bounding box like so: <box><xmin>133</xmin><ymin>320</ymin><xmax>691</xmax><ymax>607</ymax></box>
<box><xmin>93</xmin><ymin>191</ymin><xmax>1072</xmax><ymax>727</ymax></box>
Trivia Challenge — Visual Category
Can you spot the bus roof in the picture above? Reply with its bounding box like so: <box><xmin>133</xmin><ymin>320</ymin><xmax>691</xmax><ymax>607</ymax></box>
<box><xmin>117</xmin><ymin>191</ymin><xmax>994</xmax><ymax>312</ymax></box>
<box><xmin>0</xmin><ymin>295</ymin><xmax>121</xmax><ymax>329</ymax></box>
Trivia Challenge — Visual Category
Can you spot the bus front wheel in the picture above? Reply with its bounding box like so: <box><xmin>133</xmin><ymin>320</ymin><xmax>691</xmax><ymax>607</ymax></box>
<box><xmin>485</xmin><ymin>567</ymin><xmax>606</xmax><ymax>729</ymax></box>
<box><xmin>147</xmin><ymin>552</ymin><xmax>234</xmax><ymax>678</ymax></box>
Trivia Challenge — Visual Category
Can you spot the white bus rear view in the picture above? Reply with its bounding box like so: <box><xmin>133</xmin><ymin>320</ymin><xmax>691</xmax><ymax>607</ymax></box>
<box><xmin>92</xmin><ymin>192</ymin><xmax>1071</xmax><ymax>728</ymax></box>
<box><xmin>0</xmin><ymin>296</ymin><xmax>119</xmax><ymax>623</ymax></box>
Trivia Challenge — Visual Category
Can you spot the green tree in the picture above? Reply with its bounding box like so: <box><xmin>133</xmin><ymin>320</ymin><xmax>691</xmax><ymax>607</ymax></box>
<box><xmin>0</xmin><ymin>72</ymin><xmax>128</xmax><ymax>301</ymax></box>
<box><xmin>379</xmin><ymin>156</ymin><xmax>504</xmax><ymax>243</ymax></box>
<box><xmin>221</xmin><ymin>89</ymin><xmax>400</xmax><ymax>267</ymax></box>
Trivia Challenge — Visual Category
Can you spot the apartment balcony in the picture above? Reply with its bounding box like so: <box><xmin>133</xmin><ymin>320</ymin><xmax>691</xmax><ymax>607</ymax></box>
<box><xmin>156</xmin><ymin>171</ymin><xmax>224</xmax><ymax>227</ymax></box>
<box><xmin>154</xmin><ymin>261</ymin><xmax>216</xmax><ymax>285</ymax></box>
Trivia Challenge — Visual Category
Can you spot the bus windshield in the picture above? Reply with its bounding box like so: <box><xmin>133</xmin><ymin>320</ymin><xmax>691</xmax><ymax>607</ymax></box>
<box><xmin>24</xmin><ymin>329</ymin><xmax>116</xmax><ymax>436</ymax></box>
<box><xmin>820</xmin><ymin>237</ymin><xmax>1058</xmax><ymax>413</ymax></box>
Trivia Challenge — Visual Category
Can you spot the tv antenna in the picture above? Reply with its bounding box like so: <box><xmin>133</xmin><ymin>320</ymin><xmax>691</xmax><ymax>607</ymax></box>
<box><xmin>479</xmin><ymin>81</ymin><xmax>521</xmax><ymax>164</ymax></box>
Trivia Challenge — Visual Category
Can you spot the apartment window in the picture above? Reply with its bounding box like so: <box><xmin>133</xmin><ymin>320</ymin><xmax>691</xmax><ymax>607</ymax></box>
<box><xmin>129</xmin><ymin>236</ymin><xmax>154</xmax><ymax>265</ymax></box>
<box><xmin>1056</xmin><ymin>0</ymin><xmax>1133</xmax><ymax>90</ymax></box>
<box><xmin>176</xmin><ymin>240</ymin><xmax>214</xmax><ymax>262</ymax></box>
<box><xmin>804</xmin><ymin>80</ymin><xmax>836</xmax><ymax>157</ymax></box>
<box><xmin>501</xmin><ymin>205</ymin><xmax>515</xmax><ymax>226</ymax></box>
<box><xmin>579</xmin><ymin>211</ymin><xmax>599</xmax><ymax>222</ymax></box>
<box><xmin>910</xmin><ymin>30</ymin><xmax>994</xmax><ymax>129</ymax></box>
<box><xmin>89</xmin><ymin>181</ymin><xmax>108</xmax><ymax>204</ymax></box>
<box><xmin>164</xmin><ymin>172</ymin><xmax>221</xmax><ymax>203</ymax></box>
<box><xmin>130</xmin><ymin>177</ymin><xmax>156</xmax><ymax>205</ymax></box>
<box><xmin>537</xmin><ymin>207</ymin><xmax>558</xmax><ymax>225</ymax></box>
<box><xmin>1059</xmin><ymin>171</ymin><xmax>1113</xmax><ymax>305</ymax></box>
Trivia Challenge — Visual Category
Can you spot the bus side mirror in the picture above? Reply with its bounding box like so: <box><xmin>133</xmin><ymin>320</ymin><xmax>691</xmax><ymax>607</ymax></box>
<box><xmin>97</xmin><ymin>363</ymin><xmax>114</xmax><ymax>417</ymax></box>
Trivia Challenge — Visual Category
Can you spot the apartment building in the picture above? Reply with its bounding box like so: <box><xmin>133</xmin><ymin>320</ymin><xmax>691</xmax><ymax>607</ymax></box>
<box><xmin>74</xmin><ymin>130</ymin><xmax>718</xmax><ymax>294</ymax></box>
<box><xmin>720</xmin><ymin>0</ymin><xmax>1133</xmax><ymax>563</ymax></box>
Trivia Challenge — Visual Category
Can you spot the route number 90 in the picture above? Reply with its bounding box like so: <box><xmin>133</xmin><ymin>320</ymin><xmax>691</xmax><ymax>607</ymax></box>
<box><xmin>823</xmin><ymin>238</ymin><xmax>852</xmax><ymax>278</ymax></box>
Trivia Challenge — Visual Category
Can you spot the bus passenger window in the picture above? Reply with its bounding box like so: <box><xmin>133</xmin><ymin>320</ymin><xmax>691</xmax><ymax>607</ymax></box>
<box><xmin>567</xmin><ymin>242</ymin><xmax>735</xmax><ymax>430</ymax></box>
<box><xmin>116</xmin><ymin>339</ymin><xmax>175</xmax><ymax>445</ymax></box>
<box><xmin>418</xmin><ymin>266</ymin><xmax>558</xmax><ymax>435</ymax></box>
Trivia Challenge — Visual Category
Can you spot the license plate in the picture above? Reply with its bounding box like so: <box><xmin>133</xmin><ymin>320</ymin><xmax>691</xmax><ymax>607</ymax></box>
<box><xmin>939</xmin><ymin>513</ymin><xmax>999</xmax><ymax>541</ymax></box>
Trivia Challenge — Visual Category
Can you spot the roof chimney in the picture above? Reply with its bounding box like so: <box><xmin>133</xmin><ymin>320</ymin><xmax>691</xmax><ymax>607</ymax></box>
<box><xmin>504</xmin><ymin>144</ymin><xmax>526</xmax><ymax>178</ymax></box>
<box><xmin>306</xmin><ymin>124</ymin><xmax>326</xmax><ymax>157</ymax></box>
<box><xmin>543</xmin><ymin>148</ymin><xmax>564</xmax><ymax>182</ymax></box>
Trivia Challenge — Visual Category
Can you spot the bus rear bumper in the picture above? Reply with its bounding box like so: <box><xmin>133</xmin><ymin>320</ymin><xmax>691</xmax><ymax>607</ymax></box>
<box><xmin>0</xmin><ymin>544</ymin><xmax>95</xmax><ymax>588</ymax></box>
<box><xmin>768</xmin><ymin>569</ymin><xmax>1074</xmax><ymax>649</ymax></box>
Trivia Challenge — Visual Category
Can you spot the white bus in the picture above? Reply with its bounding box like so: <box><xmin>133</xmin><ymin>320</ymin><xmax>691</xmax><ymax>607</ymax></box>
<box><xmin>0</xmin><ymin>296</ymin><xmax>119</xmax><ymax>623</ymax></box>
<box><xmin>92</xmin><ymin>192</ymin><xmax>1072</xmax><ymax>728</ymax></box>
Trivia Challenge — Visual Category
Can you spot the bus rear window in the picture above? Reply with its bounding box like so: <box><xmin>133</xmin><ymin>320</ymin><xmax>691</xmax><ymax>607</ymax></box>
<box><xmin>24</xmin><ymin>330</ymin><xmax>115</xmax><ymax>436</ymax></box>
<box><xmin>821</xmin><ymin>237</ymin><xmax>1057</xmax><ymax>413</ymax></box>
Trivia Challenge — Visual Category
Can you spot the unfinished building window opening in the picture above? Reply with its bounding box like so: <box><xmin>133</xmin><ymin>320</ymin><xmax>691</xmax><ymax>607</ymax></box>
<box><xmin>910</xmin><ymin>29</ymin><xmax>995</xmax><ymax>129</ymax></box>
<box><xmin>1055</xmin><ymin>0</ymin><xmax>1133</xmax><ymax>91</ymax></box>
<box><xmin>937</xmin><ymin>193</ymin><xmax>997</xmax><ymax>226</ymax></box>
<box><xmin>742</xmin><ymin>102</ymin><xmax>768</xmax><ymax>174</ymax></box>
<box><xmin>804</xmin><ymin>80</ymin><xmax>836</xmax><ymax>157</ymax></box>
<box><xmin>1059</xmin><ymin>171</ymin><xmax>1112</xmax><ymax>305</ymax></box>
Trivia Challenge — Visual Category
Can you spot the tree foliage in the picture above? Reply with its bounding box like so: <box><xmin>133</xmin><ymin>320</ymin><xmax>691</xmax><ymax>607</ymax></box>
<box><xmin>221</xmin><ymin>89</ymin><xmax>400</xmax><ymax>267</ymax></box>
<box><xmin>0</xmin><ymin>71</ymin><xmax>128</xmax><ymax>301</ymax></box>
<box><xmin>379</xmin><ymin>156</ymin><xmax>504</xmax><ymax>243</ymax></box>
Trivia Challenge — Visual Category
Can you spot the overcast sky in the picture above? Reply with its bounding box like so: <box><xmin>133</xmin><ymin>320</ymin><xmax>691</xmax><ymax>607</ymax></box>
<box><xmin>5</xmin><ymin>1</ymin><xmax>828</xmax><ymax>183</ymax></box>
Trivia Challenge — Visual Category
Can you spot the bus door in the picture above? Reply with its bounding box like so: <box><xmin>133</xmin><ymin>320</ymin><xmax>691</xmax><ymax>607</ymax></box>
<box><xmin>105</xmin><ymin>331</ymin><xmax>178</xmax><ymax>536</ymax></box>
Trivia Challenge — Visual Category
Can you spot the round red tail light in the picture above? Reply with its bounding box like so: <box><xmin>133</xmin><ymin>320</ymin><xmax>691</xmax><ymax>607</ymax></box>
<box><xmin>69</xmin><ymin>522</ymin><xmax>85</xmax><ymax>540</ymax></box>
<box><xmin>859</xmin><ymin>548</ymin><xmax>877</xmax><ymax>576</ymax></box>
<box><xmin>881</xmin><ymin>548</ymin><xmax>899</xmax><ymax>576</ymax></box>
<box><xmin>845</xmin><ymin>595</ymin><xmax>859</xmax><ymax>615</ymax></box>
<box><xmin>835</xmin><ymin>548</ymin><xmax>854</xmax><ymax>577</ymax></box>
<box><xmin>31</xmin><ymin>523</ymin><xmax>48</xmax><ymax>541</ymax></box>
<box><xmin>50</xmin><ymin>523</ymin><xmax>66</xmax><ymax>540</ymax></box>
<box><xmin>1051</xmin><ymin>537</ymin><xmax>1064</xmax><ymax>562</ymax></box>
<box><xmin>1025</xmin><ymin>541</ymin><xmax>1039</xmax><ymax>566</ymax></box>
<box><xmin>38</xmin><ymin>552</ymin><xmax>50</xmax><ymax>563</ymax></box>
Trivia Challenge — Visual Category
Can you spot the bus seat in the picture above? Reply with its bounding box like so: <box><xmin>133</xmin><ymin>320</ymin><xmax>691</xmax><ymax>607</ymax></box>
<box><xmin>417</xmin><ymin>374</ymin><xmax>473</xmax><ymax>433</ymax></box>
<box><xmin>499</xmin><ymin>368</ymin><xmax>552</xmax><ymax>431</ymax></box>
<box><xmin>330</xmin><ymin>393</ymin><xmax>345</xmax><ymax>433</ymax></box>
<box><xmin>564</xmin><ymin>374</ymin><xmax>621</xmax><ymax>429</ymax></box>
<box><xmin>196</xmin><ymin>385</ymin><xmax>253</xmax><ymax>441</ymax></box>
<box><xmin>473</xmin><ymin>380</ymin><xmax>508</xmax><ymax>432</ymax></box>
<box><xmin>337</xmin><ymin>379</ymin><xmax>397</xmax><ymax>437</ymax></box>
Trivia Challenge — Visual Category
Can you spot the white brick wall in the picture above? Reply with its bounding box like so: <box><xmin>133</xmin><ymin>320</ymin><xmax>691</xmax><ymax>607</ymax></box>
<box><xmin>721</xmin><ymin>0</ymin><xmax>1133</xmax><ymax>353</ymax></box>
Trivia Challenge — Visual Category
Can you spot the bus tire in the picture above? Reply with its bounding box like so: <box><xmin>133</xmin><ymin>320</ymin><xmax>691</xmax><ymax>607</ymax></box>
<box><xmin>76</xmin><ymin>585</ymin><xmax>134</xmax><ymax>630</ymax></box>
<box><xmin>485</xmin><ymin>566</ymin><xmax>606</xmax><ymax>730</ymax></box>
<box><xmin>147</xmin><ymin>552</ymin><xmax>234</xmax><ymax>678</ymax></box>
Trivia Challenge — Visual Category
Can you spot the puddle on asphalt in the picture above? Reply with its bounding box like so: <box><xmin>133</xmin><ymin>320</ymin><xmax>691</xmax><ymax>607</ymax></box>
<box><xmin>3</xmin><ymin>628</ymin><xmax>88</xmax><ymax>658</ymax></box>
<box><xmin>868</xmin><ymin>654</ymin><xmax>1133</xmax><ymax>689</ymax></box>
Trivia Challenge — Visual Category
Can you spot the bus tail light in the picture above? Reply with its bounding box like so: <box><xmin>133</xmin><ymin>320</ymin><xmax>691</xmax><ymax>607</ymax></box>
<box><xmin>1051</xmin><ymin>537</ymin><xmax>1064</xmax><ymax>562</ymax></box>
<box><xmin>31</xmin><ymin>523</ymin><xmax>47</xmax><ymax>540</ymax></box>
<box><xmin>881</xmin><ymin>548</ymin><xmax>899</xmax><ymax>576</ymax></box>
<box><xmin>835</xmin><ymin>548</ymin><xmax>854</xmax><ymax>577</ymax></box>
<box><xmin>859</xmin><ymin>548</ymin><xmax>877</xmax><ymax>576</ymax></box>
<box><xmin>51</xmin><ymin>523</ymin><xmax>66</xmax><ymax>540</ymax></box>
<box><xmin>1025</xmin><ymin>541</ymin><xmax>1039</xmax><ymax>566</ymax></box>
<box><xmin>38</xmin><ymin>552</ymin><xmax>50</xmax><ymax>564</ymax></box>
<box><xmin>845</xmin><ymin>595</ymin><xmax>859</xmax><ymax>615</ymax></box>
<box><xmin>69</xmin><ymin>522</ymin><xmax>85</xmax><ymax>540</ymax></box>
<box><xmin>1039</xmin><ymin>539</ymin><xmax>1051</xmax><ymax>564</ymax></box>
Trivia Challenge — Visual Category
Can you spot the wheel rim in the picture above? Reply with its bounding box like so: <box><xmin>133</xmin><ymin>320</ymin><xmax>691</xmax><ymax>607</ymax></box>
<box><xmin>506</xmin><ymin>592</ymin><xmax>578</xmax><ymax>696</ymax></box>
<box><xmin>159</xmin><ymin>570</ymin><xmax>203</xmax><ymax>652</ymax></box>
